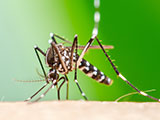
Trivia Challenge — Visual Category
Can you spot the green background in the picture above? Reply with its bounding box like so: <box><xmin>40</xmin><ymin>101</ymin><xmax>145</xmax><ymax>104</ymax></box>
<box><xmin>0</xmin><ymin>0</ymin><xmax>160</xmax><ymax>102</ymax></box>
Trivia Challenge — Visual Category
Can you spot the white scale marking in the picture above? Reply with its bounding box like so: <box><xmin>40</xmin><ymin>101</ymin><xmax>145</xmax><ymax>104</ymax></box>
<box><xmin>73</xmin><ymin>56</ymin><xmax>76</xmax><ymax>61</ymax></box>
<box><xmin>140</xmin><ymin>91</ymin><xmax>148</xmax><ymax>96</ymax></box>
<box><xmin>108</xmin><ymin>78</ymin><xmax>111</xmax><ymax>83</ymax></box>
<box><xmin>82</xmin><ymin>92</ymin><xmax>85</xmax><ymax>96</ymax></box>
<box><xmin>85</xmin><ymin>67</ymin><xmax>89</xmax><ymax>71</ymax></box>
<box><xmin>98</xmin><ymin>75</ymin><xmax>105</xmax><ymax>82</ymax></box>
<box><xmin>94</xmin><ymin>11</ymin><xmax>100</xmax><ymax>23</ymax></box>
<box><xmin>26</xmin><ymin>97</ymin><xmax>31</xmax><ymax>101</ymax></box>
<box><xmin>93</xmin><ymin>66</ymin><xmax>98</xmax><ymax>71</ymax></box>
<box><xmin>48</xmin><ymin>39</ymin><xmax>53</xmax><ymax>44</ymax></box>
<box><xmin>34</xmin><ymin>45</ymin><xmax>38</xmax><ymax>48</ymax></box>
<box><xmin>62</xmin><ymin>56</ymin><xmax>65</xmax><ymax>61</ymax></box>
<box><xmin>101</xmin><ymin>71</ymin><xmax>104</xmax><ymax>75</ymax></box>
<box><xmin>92</xmin><ymin>28</ymin><xmax>98</xmax><ymax>36</ymax></box>
<box><xmin>59</xmin><ymin>64</ymin><xmax>62</xmax><ymax>69</ymax></box>
<box><xmin>40</xmin><ymin>94</ymin><xmax>44</xmax><ymax>98</ymax></box>
<box><xmin>64</xmin><ymin>51</ymin><xmax>67</xmax><ymax>56</ymax></box>
<box><xmin>53</xmin><ymin>80</ymin><xmax>57</xmax><ymax>84</ymax></box>
<box><xmin>86</xmin><ymin>61</ymin><xmax>90</xmax><ymax>66</ymax></box>
<box><xmin>66</xmin><ymin>60</ymin><xmax>70</xmax><ymax>66</ymax></box>
<box><xmin>93</xmin><ymin>71</ymin><xmax>98</xmax><ymax>76</ymax></box>
<box><xmin>94</xmin><ymin>0</ymin><xmax>100</xmax><ymax>8</ymax></box>
<box><xmin>50</xmin><ymin>33</ymin><xmax>54</xmax><ymax>37</ymax></box>
<box><xmin>91</xmin><ymin>34</ymin><xmax>96</xmax><ymax>39</ymax></box>
<box><xmin>75</xmin><ymin>79</ymin><xmax>78</xmax><ymax>83</ymax></box>
<box><xmin>119</xmin><ymin>73</ymin><xmax>127</xmax><ymax>81</ymax></box>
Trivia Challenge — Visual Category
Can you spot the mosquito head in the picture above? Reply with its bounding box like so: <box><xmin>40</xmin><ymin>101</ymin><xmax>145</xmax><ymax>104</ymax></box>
<box><xmin>48</xmin><ymin>69</ymin><xmax>59</xmax><ymax>83</ymax></box>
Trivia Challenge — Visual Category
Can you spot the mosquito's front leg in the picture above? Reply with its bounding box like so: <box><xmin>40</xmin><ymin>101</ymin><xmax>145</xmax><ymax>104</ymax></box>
<box><xmin>25</xmin><ymin>82</ymin><xmax>49</xmax><ymax>102</ymax></box>
<box><xmin>34</xmin><ymin>46</ymin><xmax>49</xmax><ymax>83</ymax></box>
<box><xmin>48</xmin><ymin>40</ymin><xmax>68</xmax><ymax>74</ymax></box>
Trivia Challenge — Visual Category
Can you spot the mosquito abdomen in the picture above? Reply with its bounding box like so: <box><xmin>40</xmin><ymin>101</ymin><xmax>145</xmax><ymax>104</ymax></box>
<box><xmin>78</xmin><ymin>58</ymin><xmax>113</xmax><ymax>85</ymax></box>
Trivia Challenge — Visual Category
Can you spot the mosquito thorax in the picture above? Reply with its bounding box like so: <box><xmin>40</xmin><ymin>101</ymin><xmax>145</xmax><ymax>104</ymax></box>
<box><xmin>46</xmin><ymin>43</ymin><xmax>74</xmax><ymax>74</ymax></box>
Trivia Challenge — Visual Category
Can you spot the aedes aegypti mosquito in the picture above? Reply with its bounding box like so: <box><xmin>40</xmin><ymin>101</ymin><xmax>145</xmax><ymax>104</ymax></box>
<box><xmin>24</xmin><ymin>0</ymin><xmax>160</xmax><ymax>102</ymax></box>
<box><xmin>24</xmin><ymin>33</ymin><xmax>160</xmax><ymax>102</ymax></box>
<box><xmin>25</xmin><ymin>33</ymin><xmax>114</xmax><ymax>102</ymax></box>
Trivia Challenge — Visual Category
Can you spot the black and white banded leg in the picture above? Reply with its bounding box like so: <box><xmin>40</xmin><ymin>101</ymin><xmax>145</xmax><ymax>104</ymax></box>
<box><xmin>34</xmin><ymin>46</ymin><xmax>49</xmax><ymax>83</ymax></box>
<box><xmin>94</xmin><ymin>37</ymin><xmax>160</xmax><ymax>102</ymax></box>
<box><xmin>74</xmin><ymin>35</ymin><xmax>88</xmax><ymax>100</ymax></box>
<box><xmin>25</xmin><ymin>46</ymin><xmax>49</xmax><ymax>102</ymax></box>
<box><xmin>32</xmin><ymin>82</ymin><xmax>56</xmax><ymax>102</ymax></box>
<box><xmin>25</xmin><ymin>83</ymin><xmax>48</xmax><ymax>101</ymax></box>
<box><xmin>78</xmin><ymin>34</ymin><xmax>160</xmax><ymax>101</ymax></box>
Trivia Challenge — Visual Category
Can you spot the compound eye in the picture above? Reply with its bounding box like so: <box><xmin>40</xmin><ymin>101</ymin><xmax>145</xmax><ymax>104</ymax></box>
<box><xmin>46</xmin><ymin>47</ymin><xmax>55</xmax><ymax>67</ymax></box>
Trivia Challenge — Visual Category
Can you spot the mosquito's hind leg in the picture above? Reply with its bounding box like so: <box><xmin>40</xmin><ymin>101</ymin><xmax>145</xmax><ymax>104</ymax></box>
<box><xmin>94</xmin><ymin>37</ymin><xmax>160</xmax><ymax>102</ymax></box>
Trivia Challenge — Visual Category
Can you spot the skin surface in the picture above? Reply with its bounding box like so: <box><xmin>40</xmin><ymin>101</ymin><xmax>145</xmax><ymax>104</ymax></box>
<box><xmin>0</xmin><ymin>101</ymin><xmax>159</xmax><ymax>120</ymax></box>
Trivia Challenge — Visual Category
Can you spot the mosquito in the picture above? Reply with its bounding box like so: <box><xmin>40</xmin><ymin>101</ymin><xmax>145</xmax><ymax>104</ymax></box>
<box><xmin>25</xmin><ymin>0</ymin><xmax>160</xmax><ymax>102</ymax></box>
<box><xmin>25</xmin><ymin>33</ymin><xmax>113</xmax><ymax>102</ymax></box>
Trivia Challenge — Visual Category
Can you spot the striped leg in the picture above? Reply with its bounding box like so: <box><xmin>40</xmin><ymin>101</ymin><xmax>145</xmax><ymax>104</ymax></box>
<box><xmin>94</xmin><ymin>37</ymin><xmax>160</xmax><ymax>102</ymax></box>
<box><xmin>74</xmin><ymin>35</ymin><xmax>88</xmax><ymax>100</ymax></box>
<box><xmin>32</xmin><ymin>83</ymin><xmax>55</xmax><ymax>102</ymax></box>
<box><xmin>34</xmin><ymin>46</ymin><xmax>49</xmax><ymax>83</ymax></box>
<box><xmin>77</xmin><ymin>35</ymin><xmax>96</xmax><ymax>66</ymax></box>
<box><xmin>49</xmin><ymin>40</ymin><xmax>68</xmax><ymax>74</ymax></box>
<box><xmin>24</xmin><ymin>83</ymin><xmax>48</xmax><ymax>101</ymax></box>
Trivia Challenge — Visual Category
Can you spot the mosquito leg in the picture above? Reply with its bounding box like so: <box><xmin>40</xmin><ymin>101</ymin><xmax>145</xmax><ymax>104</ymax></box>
<box><xmin>95</xmin><ymin>37</ymin><xmax>160</xmax><ymax>102</ymax></box>
<box><xmin>34</xmin><ymin>46</ymin><xmax>49</xmax><ymax>83</ymax></box>
<box><xmin>24</xmin><ymin>83</ymin><xmax>48</xmax><ymax>101</ymax></box>
<box><xmin>48</xmin><ymin>40</ymin><xmax>68</xmax><ymax>74</ymax></box>
<box><xmin>56</xmin><ymin>84</ymin><xmax>59</xmax><ymax>99</ymax></box>
<box><xmin>57</xmin><ymin>77</ymin><xmax>65</xmax><ymax>100</ymax></box>
<box><xmin>65</xmin><ymin>75</ymin><xmax>69</xmax><ymax>100</ymax></box>
<box><xmin>69</xmin><ymin>35</ymin><xmax>78</xmax><ymax>70</ymax></box>
<box><xmin>76</xmin><ymin>45</ymin><xmax>114</xmax><ymax>50</ymax></box>
<box><xmin>50</xmin><ymin>33</ymin><xmax>72</xmax><ymax>44</ymax></box>
<box><xmin>32</xmin><ymin>83</ymin><xmax>55</xmax><ymax>102</ymax></box>
<box><xmin>77</xmin><ymin>35</ymin><xmax>96</xmax><ymax>66</ymax></box>
<box><xmin>50</xmin><ymin>33</ymin><xmax>58</xmax><ymax>44</ymax></box>
<box><xmin>74</xmin><ymin>35</ymin><xmax>88</xmax><ymax>100</ymax></box>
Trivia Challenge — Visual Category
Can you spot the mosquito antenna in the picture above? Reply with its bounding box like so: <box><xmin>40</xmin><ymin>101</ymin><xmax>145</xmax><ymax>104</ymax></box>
<box><xmin>115</xmin><ymin>89</ymin><xmax>156</xmax><ymax>102</ymax></box>
<box><xmin>14</xmin><ymin>78</ymin><xmax>46</xmax><ymax>83</ymax></box>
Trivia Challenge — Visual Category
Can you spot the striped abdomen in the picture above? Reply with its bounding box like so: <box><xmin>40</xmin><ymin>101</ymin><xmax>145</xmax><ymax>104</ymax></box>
<box><xmin>77</xmin><ymin>58</ymin><xmax>113</xmax><ymax>85</ymax></box>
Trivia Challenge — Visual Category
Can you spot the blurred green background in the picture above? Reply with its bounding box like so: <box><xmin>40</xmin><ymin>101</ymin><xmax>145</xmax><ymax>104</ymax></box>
<box><xmin>0</xmin><ymin>0</ymin><xmax>160</xmax><ymax>102</ymax></box>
